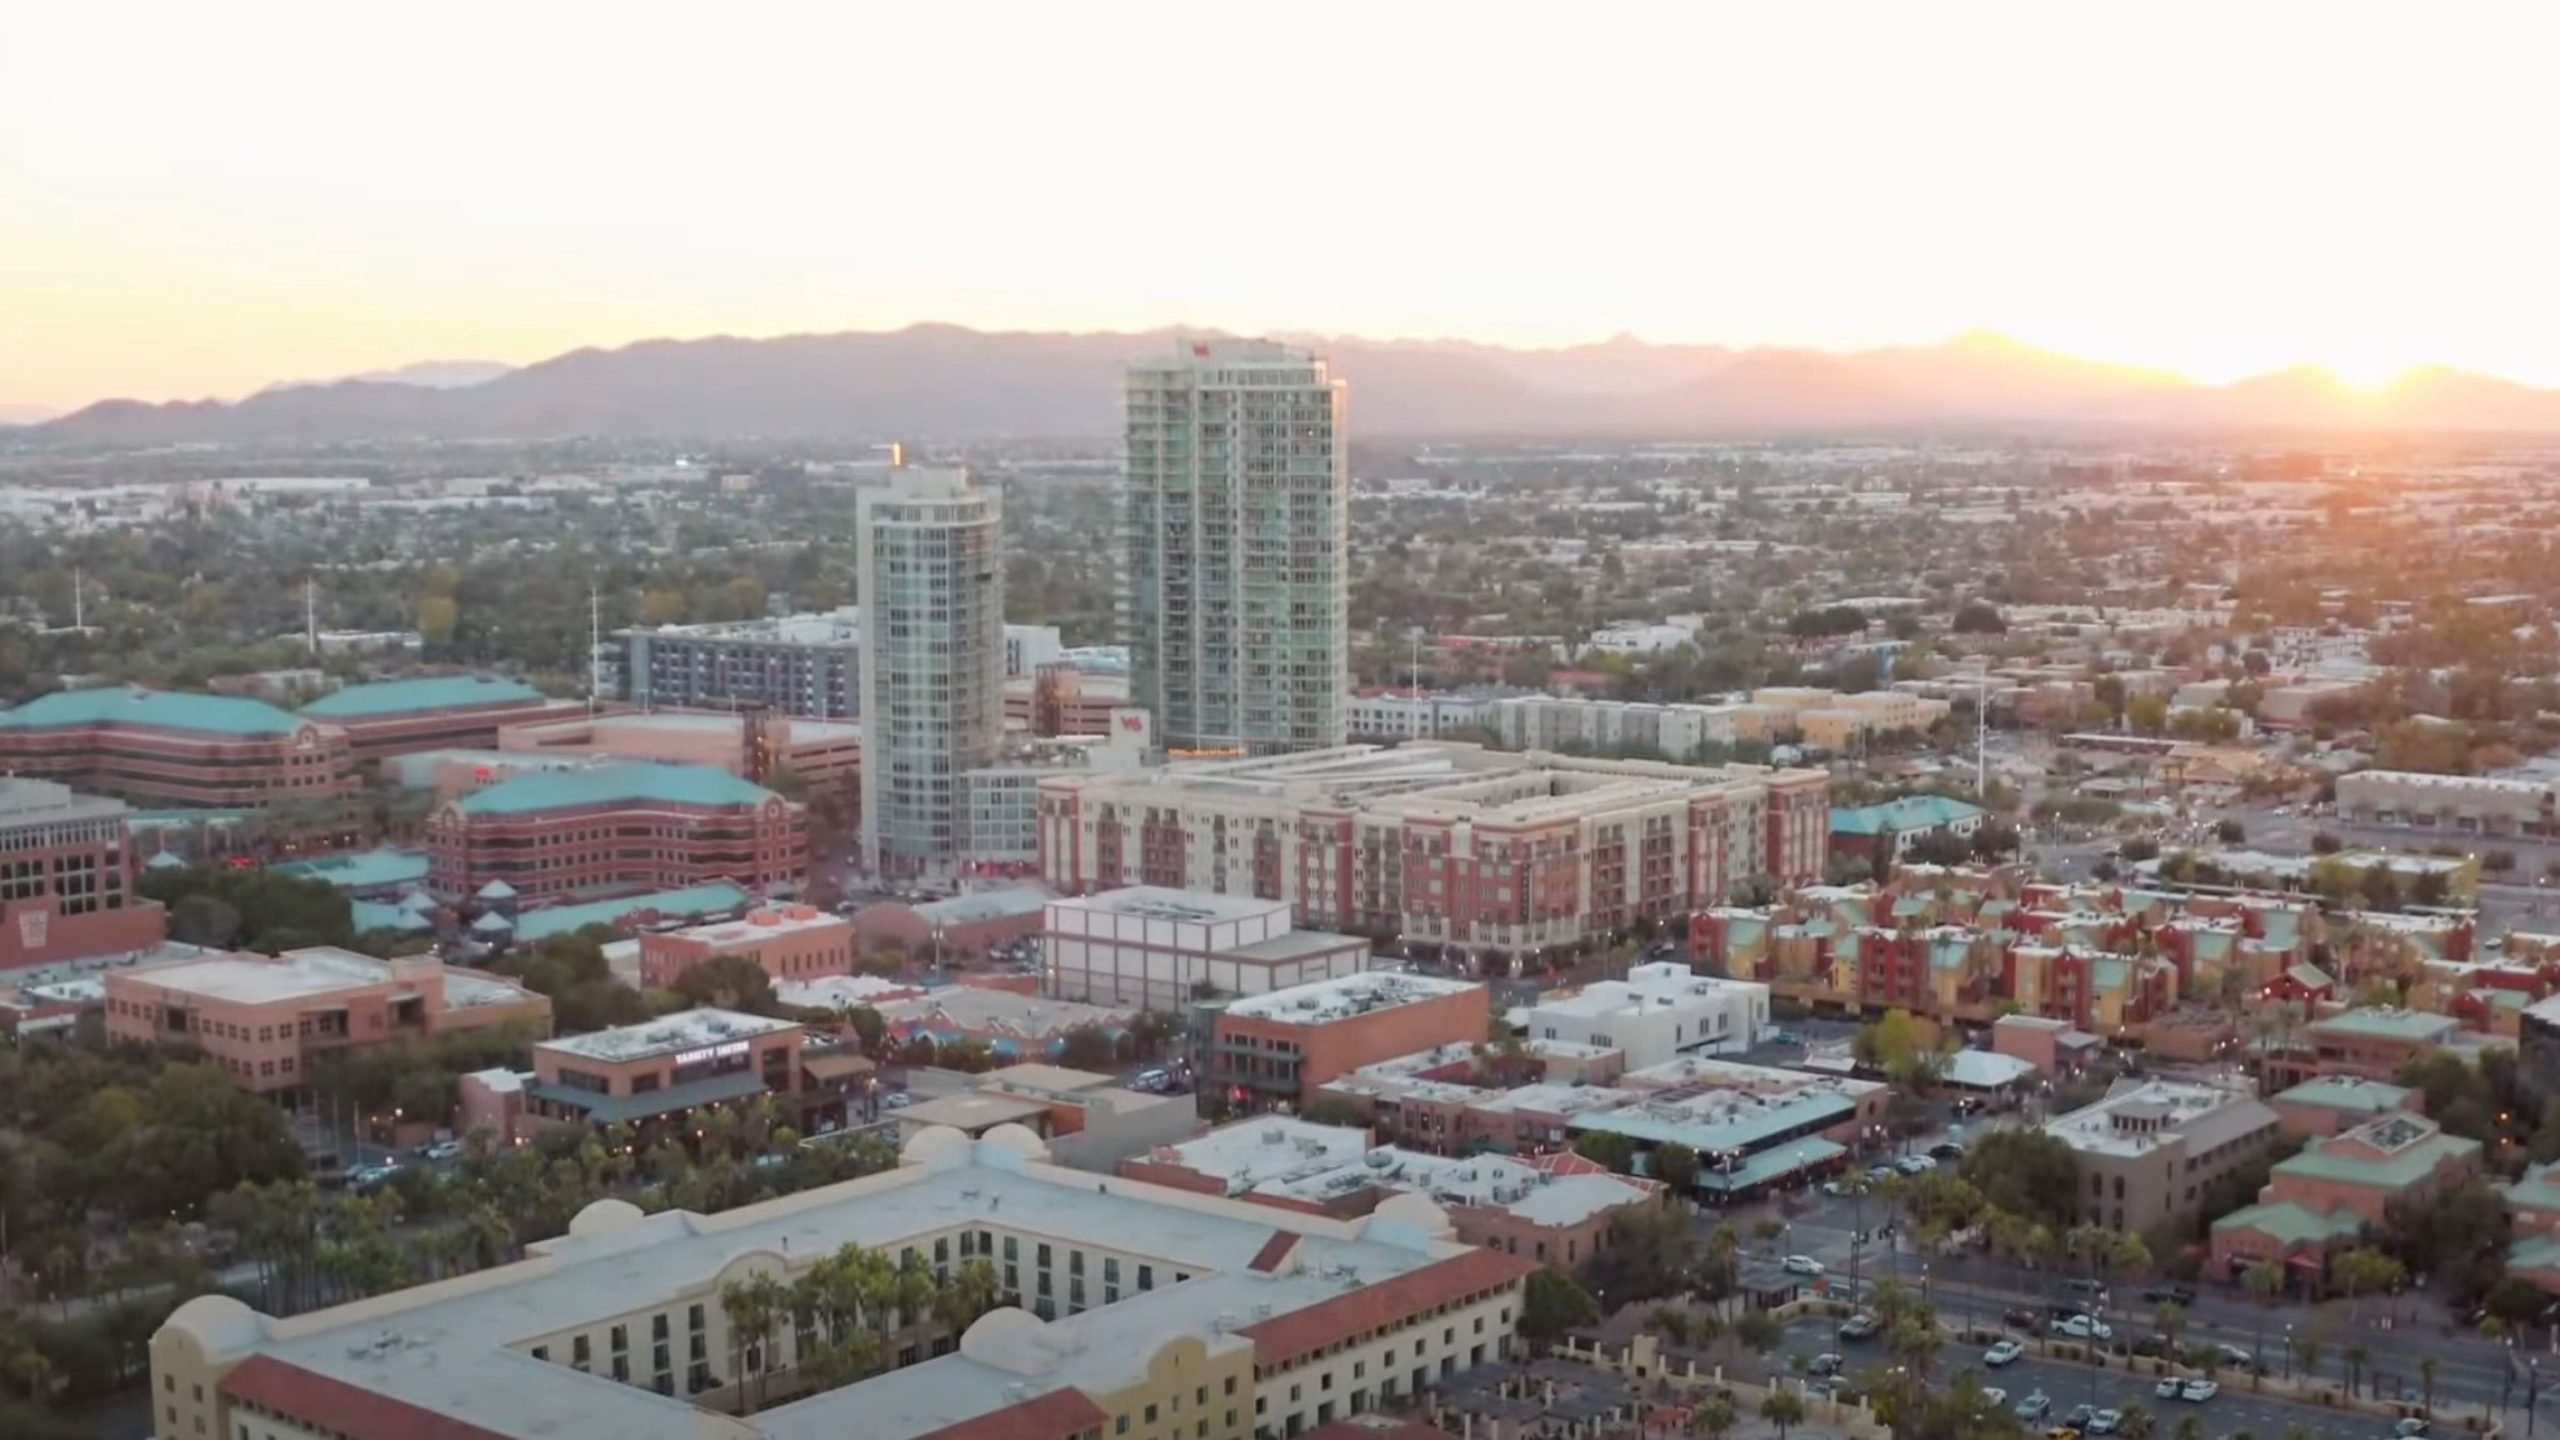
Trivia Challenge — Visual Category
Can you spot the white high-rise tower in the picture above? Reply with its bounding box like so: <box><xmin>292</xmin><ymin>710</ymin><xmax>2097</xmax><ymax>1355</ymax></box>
<box><xmin>857</xmin><ymin>465</ymin><xmax>1004</xmax><ymax>877</ymax></box>
<box><xmin>1121</xmin><ymin>340</ymin><xmax>1348</xmax><ymax>754</ymax></box>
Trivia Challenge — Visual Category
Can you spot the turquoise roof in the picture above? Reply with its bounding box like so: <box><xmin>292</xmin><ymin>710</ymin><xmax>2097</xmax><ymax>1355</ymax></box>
<box><xmin>1692</xmin><ymin>1137</ymin><xmax>1848</xmax><ymax>1193</ymax></box>
<box><xmin>300</xmin><ymin>675</ymin><xmax>545</xmax><ymax>719</ymax></box>
<box><xmin>2504</xmin><ymin>1163</ymin><xmax>2560</xmax><ymax>1214</ymax></box>
<box><xmin>2212</xmin><ymin>1201</ymin><xmax>2363</xmax><ymax>1247</ymax></box>
<box><xmin>457</xmin><ymin>763</ymin><xmax>776</xmax><ymax>816</ymax></box>
<box><xmin>2273</xmin><ymin>1078</ymin><xmax>2410</xmax><ymax>1115</ymax></box>
<box><xmin>1571</xmin><ymin>1089</ymin><xmax>1856</xmax><ymax>1154</ymax></box>
<box><xmin>350</xmin><ymin>900</ymin><xmax>431</xmax><ymax>933</ymax></box>
<box><xmin>0</xmin><ymin>686</ymin><xmax>303</xmax><ymax>737</ymax></box>
<box><xmin>2276</xmin><ymin>1124</ymin><xmax>2480</xmax><ymax>1190</ymax></box>
<box><xmin>1829</xmin><ymin>794</ymin><xmax>1988</xmax><ymax>836</ymax></box>
<box><xmin>510</xmin><ymin>883</ymin><xmax>750</xmax><ymax>942</ymax></box>
<box><xmin>2311</xmin><ymin>1008</ymin><xmax>2457</xmax><ymax>1043</ymax></box>
<box><xmin>272</xmin><ymin>848</ymin><xmax>431</xmax><ymax>892</ymax></box>
<box><xmin>2511</xmin><ymin>1235</ymin><xmax>2560</xmax><ymax>1272</ymax></box>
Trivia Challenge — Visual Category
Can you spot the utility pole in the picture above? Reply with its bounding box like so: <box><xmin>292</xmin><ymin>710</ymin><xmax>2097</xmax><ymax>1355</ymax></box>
<box><xmin>305</xmin><ymin>577</ymin><xmax>318</xmax><ymax>654</ymax></box>
<box><xmin>71</xmin><ymin>566</ymin><xmax>84</xmax><ymax>631</ymax></box>
<box><xmin>588</xmin><ymin>584</ymin><xmax>602</xmax><ymax>715</ymax></box>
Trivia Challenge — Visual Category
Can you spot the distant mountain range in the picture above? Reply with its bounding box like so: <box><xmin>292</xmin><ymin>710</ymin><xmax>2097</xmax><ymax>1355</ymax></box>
<box><xmin>259</xmin><ymin>359</ymin><xmax>515</xmax><ymax>394</ymax></box>
<box><xmin>27</xmin><ymin>325</ymin><xmax>2560</xmax><ymax>445</ymax></box>
<box><xmin>0</xmin><ymin>403</ymin><xmax>62</xmax><ymax>426</ymax></box>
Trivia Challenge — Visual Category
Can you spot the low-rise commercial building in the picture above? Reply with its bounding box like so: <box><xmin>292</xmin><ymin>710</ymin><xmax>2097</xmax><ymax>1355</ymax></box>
<box><xmin>893</xmin><ymin>1063</ymin><xmax>1194</xmax><ymax>1172</ymax></box>
<box><xmin>874</xmin><ymin>986</ymin><xmax>1137</xmax><ymax>1064</ymax></box>
<box><xmin>1042</xmin><ymin>886</ymin><xmax>1371</xmax><ymax>1011</ymax></box>
<box><xmin>0</xmin><ymin>687</ymin><xmax>354</xmax><ymax>808</ymax></box>
<box><xmin>1204</xmin><ymin>972</ymin><xmax>1491</xmax><ymax>1113</ymax></box>
<box><xmin>2266</xmin><ymin>1077</ymin><xmax>2420</xmax><ymax>1137</ymax></box>
<box><xmin>149</xmin><ymin>1126</ymin><xmax>1533</xmax><ymax>1440</ymax></box>
<box><xmin>527</xmin><ymin>1007</ymin><xmax>803</xmax><ymax>1130</ymax></box>
<box><xmin>634</xmin><ymin>905</ymin><xmax>856</xmax><ymax>989</ymax></box>
<box><xmin>2260</xmin><ymin>1007</ymin><xmax>2465</xmax><ymax>1091</ymax></box>
<box><xmin>2041</xmin><ymin>1078</ymin><xmax>2282</xmax><ymax>1235</ymax></box>
<box><xmin>1827</xmin><ymin>795</ymin><xmax>1988</xmax><ymax>875</ymax></box>
<box><xmin>1522</xmin><ymin>962</ymin><xmax>1768</xmax><ymax>1069</ymax></box>
<box><xmin>2337</xmin><ymin>769</ymin><xmax>2560</xmax><ymax>835</ymax></box>
<box><xmin>1039</xmin><ymin>743</ymin><xmax>1829</xmax><ymax>958</ymax></box>
<box><xmin>425</xmin><ymin>762</ymin><xmax>807</xmax><ymax>904</ymax></box>
<box><xmin>103</xmin><ymin>947</ymin><xmax>550</xmax><ymax>1097</ymax></box>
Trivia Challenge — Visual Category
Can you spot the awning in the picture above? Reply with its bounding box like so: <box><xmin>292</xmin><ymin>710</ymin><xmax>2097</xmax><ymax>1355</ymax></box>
<box><xmin>1695</xmin><ymin>1138</ymin><xmax>1848</xmax><ymax>1193</ymax></box>
<box><xmin>527</xmin><ymin>1070</ymin><xmax>769</xmax><ymax>1125</ymax></box>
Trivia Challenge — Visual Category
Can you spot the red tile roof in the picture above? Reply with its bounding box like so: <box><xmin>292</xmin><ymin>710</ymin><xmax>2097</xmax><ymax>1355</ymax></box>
<box><xmin>1238</xmin><ymin>1245</ymin><xmax>1539</xmax><ymax>1369</ymax></box>
<box><xmin>219</xmin><ymin>1355</ymin><xmax>515</xmax><ymax>1440</ymax></box>
<box><xmin>1247</xmin><ymin>1230</ymin><xmax>1301</xmax><ymax>1274</ymax></box>
<box><xmin>915</xmin><ymin>1386</ymin><xmax>1109</xmax><ymax>1440</ymax></box>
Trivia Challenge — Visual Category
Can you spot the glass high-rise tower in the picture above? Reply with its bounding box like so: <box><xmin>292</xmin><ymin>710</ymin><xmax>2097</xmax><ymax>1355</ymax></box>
<box><xmin>1121</xmin><ymin>340</ymin><xmax>1348</xmax><ymax>754</ymax></box>
<box><xmin>856</xmin><ymin>466</ymin><xmax>1003</xmax><ymax>876</ymax></box>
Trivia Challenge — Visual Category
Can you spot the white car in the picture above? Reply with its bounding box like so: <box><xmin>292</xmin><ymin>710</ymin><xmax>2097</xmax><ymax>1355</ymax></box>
<box><xmin>1979</xmin><ymin>1386</ymin><xmax>2007</xmax><ymax>1408</ymax></box>
<box><xmin>882</xmin><ymin>1092</ymin><xmax>912</xmax><ymax>1109</ymax></box>
<box><xmin>1896</xmin><ymin>1154</ymin><xmax>1937</xmax><ymax>1174</ymax></box>
<box><xmin>2088</xmin><ymin>1408</ymin><xmax>2123</xmax><ymax>1435</ymax></box>
<box><xmin>1781</xmin><ymin>1254</ymin><xmax>1825</xmax><ymax>1276</ymax></box>
<box><xmin>2048</xmin><ymin>1314</ymin><xmax>2112</xmax><ymax>1341</ymax></box>
<box><xmin>2155</xmin><ymin>1376</ymin><xmax>2184</xmax><ymax>1399</ymax></box>
<box><xmin>1984</xmin><ymin>1340</ymin><xmax>2023</xmax><ymax>1367</ymax></box>
<box><xmin>2177</xmin><ymin>1378</ymin><xmax>2218</xmax><ymax>1403</ymax></box>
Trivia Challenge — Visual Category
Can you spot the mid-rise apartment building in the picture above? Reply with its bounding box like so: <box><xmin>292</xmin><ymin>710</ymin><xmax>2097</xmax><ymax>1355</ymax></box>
<box><xmin>150</xmin><ymin>1127</ymin><xmax>1532</xmax><ymax>1440</ymax></box>
<box><xmin>424</xmin><ymin>762</ymin><xmax>806</xmax><ymax>903</ymax></box>
<box><xmin>611</xmin><ymin>605</ymin><xmax>1062</xmax><ymax>721</ymax></box>
<box><xmin>0</xmin><ymin>777</ymin><xmax>161</xmax><ymax>970</ymax></box>
<box><xmin>1482</xmin><ymin>696</ymin><xmax>1742</xmax><ymax>759</ymax></box>
<box><xmin>103</xmin><ymin>947</ymin><xmax>550</xmax><ymax>1097</ymax></box>
<box><xmin>0</xmin><ymin>686</ymin><xmax>353</xmax><ymax>808</ymax></box>
<box><xmin>858</xmin><ymin>467</ymin><xmax>1006</xmax><ymax>875</ymax></box>
<box><xmin>1038</xmin><ymin>743</ymin><xmax>1829</xmax><ymax>956</ymax></box>
<box><xmin>2041</xmin><ymin>1078</ymin><xmax>2281</xmax><ymax>1235</ymax></box>
<box><xmin>1123</xmin><ymin>340</ymin><xmax>1349</xmax><ymax>754</ymax></box>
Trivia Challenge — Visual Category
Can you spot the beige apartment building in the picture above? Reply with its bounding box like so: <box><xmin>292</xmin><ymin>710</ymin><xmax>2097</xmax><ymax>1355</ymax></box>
<box><xmin>103</xmin><ymin>947</ymin><xmax>550</xmax><ymax>1096</ymax></box>
<box><xmin>149</xmin><ymin>1125</ymin><xmax>1534</xmax><ymax>1440</ymax></box>
<box><xmin>1037</xmin><ymin>742</ymin><xmax>1829</xmax><ymax>956</ymax></box>
<box><xmin>2041</xmin><ymin>1078</ymin><xmax>2282</xmax><ymax>1235</ymax></box>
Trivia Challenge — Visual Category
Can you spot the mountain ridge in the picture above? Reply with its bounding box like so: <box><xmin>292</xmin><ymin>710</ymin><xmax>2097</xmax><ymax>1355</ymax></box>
<box><xmin>31</xmin><ymin>324</ymin><xmax>2560</xmax><ymax>445</ymax></box>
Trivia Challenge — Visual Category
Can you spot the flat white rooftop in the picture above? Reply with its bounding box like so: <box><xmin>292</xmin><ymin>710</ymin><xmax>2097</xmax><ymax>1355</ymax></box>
<box><xmin>668</xmin><ymin>906</ymin><xmax>850</xmax><ymax>946</ymax></box>
<box><xmin>772</xmin><ymin>973</ymin><xmax>927</xmax><ymax>1010</ymax></box>
<box><xmin>1146</xmin><ymin>1117</ymin><xmax>1375</xmax><ymax>1193</ymax></box>
<box><xmin>2042</xmin><ymin>1077</ymin><xmax>2274</xmax><ymax>1158</ymax></box>
<box><xmin>1046</xmin><ymin>885</ymin><xmax>1289</xmax><ymax>924</ymax></box>
<box><xmin>538</xmin><ymin>1007</ymin><xmax>796</xmax><ymax>1063</ymax></box>
<box><xmin>1224</xmin><ymin>971</ymin><xmax>1481</xmax><ymax>1025</ymax></box>
<box><xmin>126</xmin><ymin>947</ymin><xmax>428</xmax><ymax>1006</ymax></box>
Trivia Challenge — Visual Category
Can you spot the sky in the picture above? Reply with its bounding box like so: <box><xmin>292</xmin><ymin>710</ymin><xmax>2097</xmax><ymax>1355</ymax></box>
<box><xmin>7</xmin><ymin>1</ymin><xmax>2560</xmax><ymax>410</ymax></box>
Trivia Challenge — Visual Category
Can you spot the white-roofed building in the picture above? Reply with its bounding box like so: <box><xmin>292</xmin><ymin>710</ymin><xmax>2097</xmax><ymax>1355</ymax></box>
<box><xmin>1523</xmin><ymin>962</ymin><xmax>1769</xmax><ymax>1069</ymax></box>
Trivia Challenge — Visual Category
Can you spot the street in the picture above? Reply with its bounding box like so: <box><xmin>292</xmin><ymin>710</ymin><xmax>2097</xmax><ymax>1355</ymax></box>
<box><xmin>1760</xmin><ymin>1177</ymin><xmax>2533</xmax><ymax>1417</ymax></box>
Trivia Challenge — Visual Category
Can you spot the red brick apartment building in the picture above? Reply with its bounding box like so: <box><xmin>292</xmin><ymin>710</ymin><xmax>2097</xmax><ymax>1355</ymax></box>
<box><xmin>298</xmin><ymin>675</ymin><xmax>588</xmax><ymax>767</ymax></box>
<box><xmin>424</xmin><ymin>762</ymin><xmax>806</xmax><ymax>904</ymax></box>
<box><xmin>0</xmin><ymin>778</ymin><xmax>163</xmax><ymax>971</ymax></box>
<box><xmin>1204</xmin><ymin>972</ymin><xmax>1491</xmax><ymax>1111</ymax></box>
<box><xmin>0</xmin><ymin>687</ymin><xmax>352</xmax><ymax>808</ymax></box>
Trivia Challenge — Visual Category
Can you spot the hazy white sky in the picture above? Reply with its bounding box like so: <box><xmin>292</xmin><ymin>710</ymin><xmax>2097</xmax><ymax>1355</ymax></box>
<box><xmin>7</xmin><ymin>0</ymin><xmax>2560</xmax><ymax>407</ymax></box>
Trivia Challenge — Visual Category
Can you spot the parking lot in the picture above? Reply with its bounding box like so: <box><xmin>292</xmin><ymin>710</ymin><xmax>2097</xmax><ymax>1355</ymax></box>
<box><xmin>1777</xmin><ymin>1313</ymin><xmax>2425</xmax><ymax>1440</ymax></box>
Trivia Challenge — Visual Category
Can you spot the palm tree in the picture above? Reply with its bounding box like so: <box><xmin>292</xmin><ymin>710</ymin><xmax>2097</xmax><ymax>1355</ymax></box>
<box><xmin>1689</xmin><ymin>1396</ymin><xmax>1736</xmax><ymax>1439</ymax></box>
<box><xmin>1759</xmin><ymin>1389</ymin><xmax>1806</xmax><ymax>1439</ymax></box>
<box><xmin>2115</xmin><ymin>1403</ymin><xmax>2152</xmax><ymax>1439</ymax></box>
<box><xmin>2419</xmin><ymin>1354</ymin><xmax>2437</xmax><ymax>1414</ymax></box>
<box><xmin>2344</xmin><ymin>1342</ymin><xmax>2369</xmax><ymax>1398</ymax></box>
<box><xmin>2173</xmin><ymin>1416</ymin><xmax>2203</xmax><ymax>1440</ymax></box>
<box><xmin>1706</xmin><ymin>1223</ymin><xmax>1742</xmax><ymax>1291</ymax></box>
<box><xmin>719</xmin><ymin>1271</ymin><xmax>788</xmax><ymax>1412</ymax></box>
<box><xmin>890</xmin><ymin>1251</ymin><xmax>936</xmax><ymax>1355</ymax></box>
<box><xmin>932</xmin><ymin>1258</ymin><xmax>1001</xmax><ymax>1340</ymax></box>
<box><xmin>2154</xmin><ymin>1299</ymin><xmax>2186</xmax><ymax>1361</ymax></box>
<box><xmin>2243</xmin><ymin>1258</ymin><xmax>2284</xmax><ymax>1366</ymax></box>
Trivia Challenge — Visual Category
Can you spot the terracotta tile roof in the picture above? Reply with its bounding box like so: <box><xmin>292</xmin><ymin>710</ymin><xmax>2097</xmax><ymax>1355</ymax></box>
<box><xmin>219</xmin><ymin>1355</ymin><xmax>516</xmax><ymax>1440</ymax></box>
<box><xmin>1238</xmin><ymin>1245</ymin><xmax>1539</xmax><ymax>1368</ymax></box>
<box><xmin>1247</xmin><ymin>1230</ymin><xmax>1301</xmax><ymax>1273</ymax></box>
<box><xmin>914</xmin><ymin>1386</ymin><xmax>1109</xmax><ymax>1440</ymax></box>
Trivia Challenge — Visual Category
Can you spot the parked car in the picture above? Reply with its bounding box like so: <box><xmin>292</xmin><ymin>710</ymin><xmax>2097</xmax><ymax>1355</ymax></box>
<box><xmin>2154</xmin><ymin>1376</ymin><xmax>2184</xmax><ymax>1399</ymax></box>
<box><xmin>2064</xmin><ymin>1403</ymin><xmax>2097</xmax><ymax>1429</ymax></box>
<box><xmin>419</xmin><ymin>1139</ymin><xmax>463</xmax><ymax>1163</ymax></box>
<box><xmin>2063</xmin><ymin>1278</ymin><xmax>2110</xmax><ymax>1300</ymax></box>
<box><xmin>1810</xmin><ymin>1353</ymin><xmax>1844</xmax><ymax>1376</ymax></box>
<box><xmin>1781</xmin><ymin>1254</ymin><xmax>1825</xmax><ymax>1276</ymax></box>
<box><xmin>2048</xmin><ymin>1314</ymin><xmax>2111</xmax><ymax>1340</ymax></box>
<box><xmin>1980</xmin><ymin>1386</ymin><xmax>2007</xmax><ymax>1408</ymax></box>
<box><xmin>2013</xmin><ymin>1391</ymin><xmax>2050</xmax><ymax>1420</ymax></box>
<box><xmin>882</xmin><ymin>1092</ymin><xmax>913</xmax><ymax>1109</ymax></box>
<box><xmin>1770</xmin><ymin>1028</ymin><xmax>1805</xmax><ymax>1045</ymax></box>
<box><xmin>2390</xmin><ymin>1422</ymin><xmax>2430</xmax><ymax>1438</ymax></box>
<box><xmin>2086</xmin><ymin>1409</ymin><xmax>2123</xmax><ymax>1435</ymax></box>
<box><xmin>2177</xmin><ymin>1379</ymin><xmax>2218</xmax><ymax>1403</ymax></box>
<box><xmin>1927</xmin><ymin>1141</ymin><xmax>1965</xmax><ymax>1162</ymax></box>
<box><xmin>1896</xmin><ymin>1154</ymin><xmax>1937</xmax><ymax>1175</ymax></box>
<box><xmin>2004</xmin><ymin>1306</ymin><xmax>2041</xmax><ymax>1330</ymax></box>
<box><xmin>1984</xmin><ymin>1339</ymin><xmax>2023</xmax><ymax>1367</ymax></box>
<box><xmin>349</xmin><ymin>1162</ymin><xmax>401</xmax><ymax>1191</ymax></box>
<box><xmin>2142</xmin><ymin>1284</ymin><xmax>2196</xmax><ymax>1305</ymax></box>
<box><xmin>1837</xmin><ymin>1312</ymin><xmax>1881</xmax><ymax>1341</ymax></box>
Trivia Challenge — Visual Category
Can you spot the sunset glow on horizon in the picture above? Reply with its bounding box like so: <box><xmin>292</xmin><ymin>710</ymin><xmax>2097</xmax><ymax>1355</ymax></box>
<box><xmin>7</xmin><ymin>1</ymin><xmax>2560</xmax><ymax>409</ymax></box>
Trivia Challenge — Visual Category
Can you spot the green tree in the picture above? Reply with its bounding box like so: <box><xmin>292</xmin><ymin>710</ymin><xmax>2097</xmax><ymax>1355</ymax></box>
<box><xmin>1574</xmin><ymin>1130</ymin><xmax>1638</xmax><ymax>1174</ymax></box>
<box><xmin>1651</xmin><ymin>1142</ymin><xmax>1700</xmax><ymax>1199</ymax></box>
<box><xmin>1758</xmin><ymin>1389</ymin><xmax>1807</xmax><ymax>1439</ymax></box>
<box><xmin>1689</xmin><ymin>1397</ymin><xmax>1736</xmax><ymax>1440</ymax></box>
<box><xmin>1957</xmin><ymin>1128</ymin><xmax>2080</xmax><ymax>1230</ymax></box>
<box><xmin>1517</xmin><ymin>1268</ymin><xmax>1600</xmax><ymax>1350</ymax></box>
